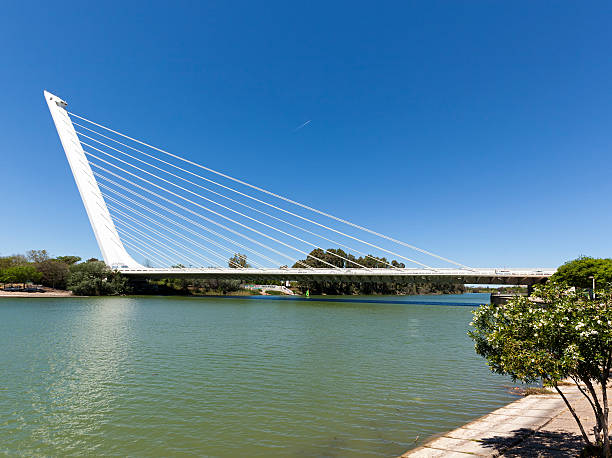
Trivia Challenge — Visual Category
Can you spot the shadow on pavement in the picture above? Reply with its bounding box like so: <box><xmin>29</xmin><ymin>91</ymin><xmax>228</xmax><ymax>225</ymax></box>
<box><xmin>479</xmin><ymin>428</ymin><xmax>585</xmax><ymax>456</ymax></box>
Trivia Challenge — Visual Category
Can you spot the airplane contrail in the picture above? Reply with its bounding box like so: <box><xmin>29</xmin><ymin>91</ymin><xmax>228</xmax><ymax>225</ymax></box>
<box><xmin>293</xmin><ymin>120</ymin><xmax>311</xmax><ymax>132</ymax></box>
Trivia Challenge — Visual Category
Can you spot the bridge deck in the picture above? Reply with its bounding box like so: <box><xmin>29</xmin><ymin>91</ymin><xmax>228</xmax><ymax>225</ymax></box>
<box><xmin>119</xmin><ymin>268</ymin><xmax>555</xmax><ymax>285</ymax></box>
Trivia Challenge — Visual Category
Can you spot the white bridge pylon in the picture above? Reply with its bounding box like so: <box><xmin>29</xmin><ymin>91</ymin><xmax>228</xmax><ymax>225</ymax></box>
<box><xmin>45</xmin><ymin>91</ymin><xmax>142</xmax><ymax>269</ymax></box>
<box><xmin>45</xmin><ymin>91</ymin><xmax>555</xmax><ymax>285</ymax></box>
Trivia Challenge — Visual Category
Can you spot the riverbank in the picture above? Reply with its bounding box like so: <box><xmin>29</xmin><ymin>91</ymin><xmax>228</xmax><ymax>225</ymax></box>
<box><xmin>402</xmin><ymin>382</ymin><xmax>601</xmax><ymax>456</ymax></box>
<box><xmin>0</xmin><ymin>287</ymin><xmax>289</xmax><ymax>298</ymax></box>
<box><xmin>0</xmin><ymin>288</ymin><xmax>74</xmax><ymax>297</ymax></box>
<box><xmin>0</xmin><ymin>290</ymin><xmax>491</xmax><ymax>302</ymax></box>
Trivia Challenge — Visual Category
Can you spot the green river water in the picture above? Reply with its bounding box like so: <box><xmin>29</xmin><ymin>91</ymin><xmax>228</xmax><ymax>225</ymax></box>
<box><xmin>0</xmin><ymin>294</ymin><xmax>520</xmax><ymax>457</ymax></box>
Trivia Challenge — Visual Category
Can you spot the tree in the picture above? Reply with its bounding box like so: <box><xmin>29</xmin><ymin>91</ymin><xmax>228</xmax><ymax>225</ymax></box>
<box><xmin>0</xmin><ymin>255</ymin><xmax>28</xmax><ymax>269</ymax></box>
<box><xmin>0</xmin><ymin>265</ymin><xmax>42</xmax><ymax>286</ymax></box>
<box><xmin>55</xmin><ymin>256</ymin><xmax>81</xmax><ymax>265</ymax></box>
<box><xmin>0</xmin><ymin>268</ymin><xmax>17</xmax><ymax>285</ymax></box>
<box><xmin>37</xmin><ymin>259</ymin><xmax>70</xmax><ymax>289</ymax></box>
<box><xmin>469</xmin><ymin>282</ymin><xmax>612</xmax><ymax>456</ymax></box>
<box><xmin>359</xmin><ymin>254</ymin><xmax>389</xmax><ymax>268</ymax></box>
<box><xmin>26</xmin><ymin>249</ymin><xmax>50</xmax><ymax>263</ymax></box>
<box><xmin>326</xmin><ymin>248</ymin><xmax>349</xmax><ymax>268</ymax></box>
<box><xmin>551</xmin><ymin>256</ymin><xmax>612</xmax><ymax>289</ymax></box>
<box><xmin>193</xmin><ymin>279</ymin><xmax>242</xmax><ymax>294</ymax></box>
<box><xmin>228</xmin><ymin>253</ymin><xmax>250</xmax><ymax>268</ymax></box>
<box><xmin>293</xmin><ymin>248</ymin><xmax>406</xmax><ymax>269</ymax></box>
<box><xmin>67</xmin><ymin>261</ymin><xmax>130</xmax><ymax>296</ymax></box>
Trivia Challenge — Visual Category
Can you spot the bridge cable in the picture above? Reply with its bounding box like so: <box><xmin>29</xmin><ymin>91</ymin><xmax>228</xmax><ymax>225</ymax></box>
<box><xmin>112</xmin><ymin>212</ymin><xmax>221</xmax><ymax>268</ymax></box>
<box><xmin>88</xmin><ymin>162</ymin><xmax>312</xmax><ymax>269</ymax></box>
<box><xmin>85</xmin><ymin>150</ymin><xmax>341</xmax><ymax>269</ymax></box>
<box><xmin>102</xmin><ymin>190</ymin><xmax>267</xmax><ymax>269</ymax></box>
<box><xmin>119</xmin><ymin>236</ymin><xmax>167</xmax><ymax>268</ymax></box>
<box><xmin>108</xmin><ymin>200</ymin><xmax>248</xmax><ymax>268</ymax></box>
<box><xmin>76</xmin><ymin>130</ymin><xmax>396</xmax><ymax>270</ymax></box>
<box><xmin>116</xmin><ymin>225</ymin><xmax>189</xmax><ymax>267</ymax></box>
<box><xmin>96</xmin><ymin>177</ymin><xmax>281</xmax><ymax>268</ymax></box>
<box><xmin>110</xmin><ymin>207</ymin><xmax>239</xmax><ymax>268</ymax></box>
<box><xmin>69</xmin><ymin>112</ymin><xmax>470</xmax><ymax>269</ymax></box>
<box><xmin>85</xmin><ymin>146</ymin><xmax>432</xmax><ymax>269</ymax></box>
<box><xmin>74</xmin><ymin>122</ymin><xmax>431</xmax><ymax>269</ymax></box>
<box><xmin>82</xmin><ymin>141</ymin><xmax>370</xmax><ymax>270</ymax></box>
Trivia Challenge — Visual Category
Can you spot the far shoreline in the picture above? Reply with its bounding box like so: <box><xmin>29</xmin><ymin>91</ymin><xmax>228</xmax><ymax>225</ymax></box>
<box><xmin>0</xmin><ymin>291</ymin><xmax>490</xmax><ymax>306</ymax></box>
<box><xmin>0</xmin><ymin>290</ymin><xmax>77</xmax><ymax>298</ymax></box>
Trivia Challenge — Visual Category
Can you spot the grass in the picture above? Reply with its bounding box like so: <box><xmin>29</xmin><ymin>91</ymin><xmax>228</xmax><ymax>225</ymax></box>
<box><xmin>506</xmin><ymin>386</ymin><xmax>554</xmax><ymax>396</ymax></box>
<box><xmin>523</xmin><ymin>387</ymin><xmax>554</xmax><ymax>395</ymax></box>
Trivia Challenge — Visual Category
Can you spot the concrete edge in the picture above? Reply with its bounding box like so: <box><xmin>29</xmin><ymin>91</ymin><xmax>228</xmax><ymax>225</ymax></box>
<box><xmin>400</xmin><ymin>385</ymin><xmax>580</xmax><ymax>457</ymax></box>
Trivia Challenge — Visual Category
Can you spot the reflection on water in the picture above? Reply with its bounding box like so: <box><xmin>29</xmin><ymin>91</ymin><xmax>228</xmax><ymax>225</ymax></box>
<box><xmin>0</xmin><ymin>294</ymin><xmax>518</xmax><ymax>457</ymax></box>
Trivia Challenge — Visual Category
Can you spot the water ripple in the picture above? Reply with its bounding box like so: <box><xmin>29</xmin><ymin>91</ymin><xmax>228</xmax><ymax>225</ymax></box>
<box><xmin>0</xmin><ymin>294</ymin><xmax>519</xmax><ymax>457</ymax></box>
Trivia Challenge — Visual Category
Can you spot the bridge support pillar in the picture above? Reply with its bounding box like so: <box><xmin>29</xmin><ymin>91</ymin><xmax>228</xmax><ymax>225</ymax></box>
<box><xmin>527</xmin><ymin>284</ymin><xmax>534</xmax><ymax>296</ymax></box>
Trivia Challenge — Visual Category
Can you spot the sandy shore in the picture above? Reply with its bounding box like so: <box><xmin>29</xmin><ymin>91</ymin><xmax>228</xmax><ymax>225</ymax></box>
<box><xmin>0</xmin><ymin>289</ymin><xmax>75</xmax><ymax>298</ymax></box>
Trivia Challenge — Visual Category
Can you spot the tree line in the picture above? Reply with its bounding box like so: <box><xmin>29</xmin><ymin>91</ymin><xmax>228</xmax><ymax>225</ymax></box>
<box><xmin>0</xmin><ymin>250</ymin><xmax>129</xmax><ymax>295</ymax></box>
<box><xmin>7</xmin><ymin>250</ymin><xmax>606</xmax><ymax>298</ymax></box>
<box><xmin>290</xmin><ymin>248</ymin><xmax>464</xmax><ymax>295</ymax></box>
<box><xmin>292</xmin><ymin>248</ymin><xmax>406</xmax><ymax>269</ymax></box>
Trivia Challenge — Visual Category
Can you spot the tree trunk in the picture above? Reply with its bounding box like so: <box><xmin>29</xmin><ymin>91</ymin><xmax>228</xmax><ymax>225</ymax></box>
<box><xmin>554</xmin><ymin>384</ymin><xmax>592</xmax><ymax>446</ymax></box>
<box><xmin>602</xmin><ymin>380</ymin><xmax>610</xmax><ymax>457</ymax></box>
<box><xmin>572</xmin><ymin>376</ymin><xmax>602</xmax><ymax>444</ymax></box>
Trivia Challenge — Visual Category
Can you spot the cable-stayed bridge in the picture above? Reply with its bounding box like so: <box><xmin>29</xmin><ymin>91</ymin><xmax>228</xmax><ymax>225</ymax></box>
<box><xmin>44</xmin><ymin>91</ymin><xmax>554</xmax><ymax>286</ymax></box>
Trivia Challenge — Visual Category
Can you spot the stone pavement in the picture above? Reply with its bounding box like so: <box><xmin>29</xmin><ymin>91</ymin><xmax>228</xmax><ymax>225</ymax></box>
<box><xmin>401</xmin><ymin>383</ymin><xmax>605</xmax><ymax>457</ymax></box>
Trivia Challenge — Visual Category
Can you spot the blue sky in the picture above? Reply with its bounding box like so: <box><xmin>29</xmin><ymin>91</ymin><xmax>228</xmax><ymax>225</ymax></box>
<box><xmin>1</xmin><ymin>1</ymin><xmax>611</xmax><ymax>268</ymax></box>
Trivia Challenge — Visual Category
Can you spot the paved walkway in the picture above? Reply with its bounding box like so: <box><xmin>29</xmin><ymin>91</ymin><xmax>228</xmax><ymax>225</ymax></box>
<box><xmin>402</xmin><ymin>383</ymin><xmax>605</xmax><ymax>457</ymax></box>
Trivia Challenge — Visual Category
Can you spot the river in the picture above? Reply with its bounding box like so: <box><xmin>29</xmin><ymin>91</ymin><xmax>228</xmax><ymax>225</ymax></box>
<box><xmin>0</xmin><ymin>293</ymin><xmax>520</xmax><ymax>456</ymax></box>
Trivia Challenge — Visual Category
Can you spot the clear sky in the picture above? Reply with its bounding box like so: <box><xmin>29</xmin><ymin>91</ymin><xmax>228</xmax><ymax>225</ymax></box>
<box><xmin>1</xmin><ymin>1</ymin><xmax>611</xmax><ymax>268</ymax></box>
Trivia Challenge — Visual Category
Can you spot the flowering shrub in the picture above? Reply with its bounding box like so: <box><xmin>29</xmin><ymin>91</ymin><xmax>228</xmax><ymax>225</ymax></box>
<box><xmin>469</xmin><ymin>283</ymin><xmax>612</xmax><ymax>456</ymax></box>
